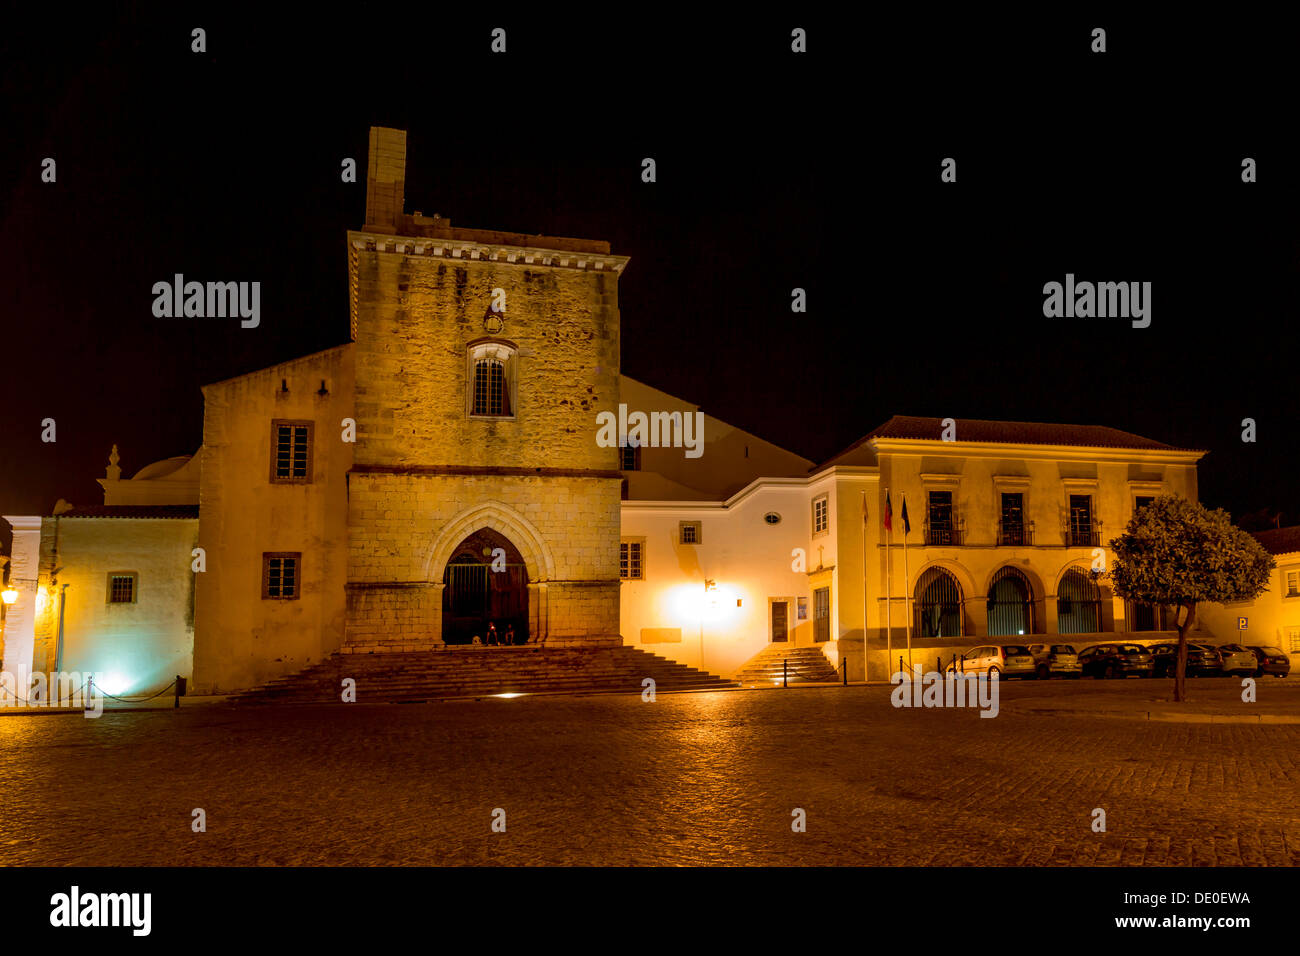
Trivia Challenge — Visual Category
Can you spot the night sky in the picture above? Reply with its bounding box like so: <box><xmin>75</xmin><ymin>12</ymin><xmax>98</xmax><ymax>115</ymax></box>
<box><xmin>2</xmin><ymin>9</ymin><xmax>1297</xmax><ymax>546</ymax></box>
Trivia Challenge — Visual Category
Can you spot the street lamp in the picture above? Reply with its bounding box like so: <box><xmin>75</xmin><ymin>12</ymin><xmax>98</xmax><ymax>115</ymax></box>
<box><xmin>700</xmin><ymin>579</ymin><xmax>717</xmax><ymax>671</ymax></box>
<box><xmin>1</xmin><ymin>586</ymin><xmax>16</xmax><ymax>605</ymax></box>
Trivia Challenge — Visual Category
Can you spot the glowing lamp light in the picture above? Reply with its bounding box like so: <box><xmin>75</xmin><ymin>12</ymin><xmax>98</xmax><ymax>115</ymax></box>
<box><xmin>495</xmin><ymin>692</ymin><xmax>524</xmax><ymax>699</ymax></box>
<box><xmin>670</xmin><ymin>583</ymin><xmax>739</xmax><ymax>624</ymax></box>
<box><xmin>0</xmin><ymin>586</ymin><xmax>17</xmax><ymax>606</ymax></box>
<box><xmin>95</xmin><ymin>673</ymin><xmax>131</xmax><ymax>696</ymax></box>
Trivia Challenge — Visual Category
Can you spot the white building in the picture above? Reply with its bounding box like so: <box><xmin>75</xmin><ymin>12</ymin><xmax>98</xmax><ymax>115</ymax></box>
<box><xmin>619</xmin><ymin>412</ymin><xmax>1217</xmax><ymax>681</ymax></box>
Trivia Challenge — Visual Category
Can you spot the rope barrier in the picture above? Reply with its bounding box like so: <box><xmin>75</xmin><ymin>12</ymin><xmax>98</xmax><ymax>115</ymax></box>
<box><xmin>94</xmin><ymin>679</ymin><xmax>178</xmax><ymax>703</ymax></box>
<box><xmin>1</xmin><ymin>677</ymin><xmax>178</xmax><ymax>706</ymax></box>
<box><xmin>0</xmin><ymin>677</ymin><xmax>89</xmax><ymax>707</ymax></box>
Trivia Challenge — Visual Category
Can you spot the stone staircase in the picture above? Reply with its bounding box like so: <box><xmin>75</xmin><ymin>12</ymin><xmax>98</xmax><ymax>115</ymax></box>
<box><xmin>229</xmin><ymin>645</ymin><xmax>737</xmax><ymax>705</ymax></box>
<box><xmin>734</xmin><ymin>644</ymin><xmax>841</xmax><ymax>686</ymax></box>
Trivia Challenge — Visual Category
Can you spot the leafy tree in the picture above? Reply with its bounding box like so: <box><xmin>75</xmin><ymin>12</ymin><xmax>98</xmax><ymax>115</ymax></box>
<box><xmin>1108</xmin><ymin>495</ymin><xmax>1274</xmax><ymax>702</ymax></box>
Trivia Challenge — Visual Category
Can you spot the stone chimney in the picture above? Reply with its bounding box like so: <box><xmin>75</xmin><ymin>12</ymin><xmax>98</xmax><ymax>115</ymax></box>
<box><xmin>364</xmin><ymin>127</ymin><xmax>407</xmax><ymax>233</ymax></box>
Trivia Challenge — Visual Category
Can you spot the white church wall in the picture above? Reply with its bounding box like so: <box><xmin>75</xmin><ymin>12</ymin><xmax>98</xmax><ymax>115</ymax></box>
<box><xmin>620</xmin><ymin>482</ymin><xmax>820</xmax><ymax>677</ymax></box>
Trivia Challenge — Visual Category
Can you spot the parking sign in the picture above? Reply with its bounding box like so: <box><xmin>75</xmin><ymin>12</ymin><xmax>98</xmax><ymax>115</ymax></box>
<box><xmin>1238</xmin><ymin>616</ymin><xmax>1248</xmax><ymax>630</ymax></box>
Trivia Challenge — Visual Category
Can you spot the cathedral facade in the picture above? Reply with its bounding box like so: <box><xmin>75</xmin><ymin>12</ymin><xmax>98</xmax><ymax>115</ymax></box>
<box><xmin>5</xmin><ymin>128</ymin><xmax>1283</xmax><ymax>701</ymax></box>
<box><xmin>193</xmin><ymin>128</ymin><xmax>629</xmax><ymax>692</ymax></box>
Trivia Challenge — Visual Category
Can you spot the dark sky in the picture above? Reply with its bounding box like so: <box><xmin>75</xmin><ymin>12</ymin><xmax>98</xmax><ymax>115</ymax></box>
<box><xmin>2</xmin><ymin>9</ymin><xmax>1298</xmax><ymax>544</ymax></box>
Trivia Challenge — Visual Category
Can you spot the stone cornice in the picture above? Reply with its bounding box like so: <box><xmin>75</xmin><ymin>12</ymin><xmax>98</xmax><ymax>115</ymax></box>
<box><xmin>870</xmin><ymin>438</ymin><xmax>1205</xmax><ymax>465</ymax></box>
<box><xmin>350</xmin><ymin>464</ymin><xmax>623</xmax><ymax>480</ymax></box>
<box><xmin>622</xmin><ymin>468</ymin><xmax>879</xmax><ymax>514</ymax></box>
<box><xmin>347</xmin><ymin>230</ymin><xmax>629</xmax><ymax>275</ymax></box>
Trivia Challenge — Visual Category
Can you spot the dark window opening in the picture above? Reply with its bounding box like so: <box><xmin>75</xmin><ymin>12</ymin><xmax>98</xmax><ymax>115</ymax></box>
<box><xmin>472</xmin><ymin>359</ymin><xmax>511</xmax><ymax>416</ymax></box>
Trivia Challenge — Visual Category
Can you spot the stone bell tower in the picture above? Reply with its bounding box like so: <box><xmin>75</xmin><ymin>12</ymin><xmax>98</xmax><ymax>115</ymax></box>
<box><xmin>342</xmin><ymin>127</ymin><xmax>629</xmax><ymax>652</ymax></box>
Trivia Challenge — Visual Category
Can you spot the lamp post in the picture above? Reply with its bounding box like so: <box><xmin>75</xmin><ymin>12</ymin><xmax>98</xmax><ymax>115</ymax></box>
<box><xmin>701</xmin><ymin>578</ymin><xmax>716</xmax><ymax>671</ymax></box>
<box><xmin>0</xmin><ymin>577</ymin><xmax>37</xmax><ymax>680</ymax></box>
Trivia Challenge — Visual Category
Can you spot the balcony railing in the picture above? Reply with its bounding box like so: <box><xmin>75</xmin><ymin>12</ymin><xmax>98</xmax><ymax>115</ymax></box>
<box><xmin>923</xmin><ymin>521</ymin><xmax>963</xmax><ymax>547</ymax></box>
<box><xmin>1066</xmin><ymin>523</ymin><xmax>1100</xmax><ymax>547</ymax></box>
<box><xmin>997</xmin><ymin>522</ymin><xmax>1033</xmax><ymax>547</ymax></box>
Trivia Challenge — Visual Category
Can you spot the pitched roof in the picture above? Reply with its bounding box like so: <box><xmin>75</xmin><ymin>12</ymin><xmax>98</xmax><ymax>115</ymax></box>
<box><xmin>1250</xmin><ymin>526</ymin><xmax>1300</xmax><ymax>556</ymax></box>
<box><xmin>815</xmin><ymin>414</ymin><xmax>1203</xmax><ymax>470</ymax></box>
<box><xmin>866</xmin><ymin>415</ymin><xmax>1187</xmax><ymax>449</ymax></box>
<box><xmin>53</xmin><ymin>505</ymin><xmax>199</xmax><ymax>519</ymax></box>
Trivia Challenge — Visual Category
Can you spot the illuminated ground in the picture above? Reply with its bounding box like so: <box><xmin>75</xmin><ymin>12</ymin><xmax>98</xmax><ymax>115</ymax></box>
<box><xmin>2</xmin><ymin>678</ymin><xmax>1298</xmax><ymax>865</ymax></box>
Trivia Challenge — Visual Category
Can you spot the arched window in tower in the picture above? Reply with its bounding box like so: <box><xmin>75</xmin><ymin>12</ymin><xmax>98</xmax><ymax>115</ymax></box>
<box><xmin>473</xmin><ymin>358</ymin><xmax>509</xmax><ymax>416</ymax></box>
<box><xmin>466</xmin><ymin>339</ymin><xmax>517</xmax><ymax>418</ymax></box>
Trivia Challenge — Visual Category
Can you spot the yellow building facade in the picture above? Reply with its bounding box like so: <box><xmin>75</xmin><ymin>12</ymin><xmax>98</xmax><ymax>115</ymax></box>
<box><xmin>1199</xmin><ymin>527</ymin><xmax>1300</xmax><ymax>665</ymax></box>
<box><xmin>4</xmin><ymin>128</ymin><xmax>1276</xmax><ymax>697</ymax></box>
<box><xmin>619</xmin><ymin>415</ymin><xmax>1212</xmax><ymax>681</ymax></box>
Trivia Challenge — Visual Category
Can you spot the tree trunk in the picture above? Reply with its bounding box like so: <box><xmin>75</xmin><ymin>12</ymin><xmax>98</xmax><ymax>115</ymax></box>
<box><xmin>1174</xmin><ymin>602</ymin><xmax>1197</xmax><ymax>703</ymax></box>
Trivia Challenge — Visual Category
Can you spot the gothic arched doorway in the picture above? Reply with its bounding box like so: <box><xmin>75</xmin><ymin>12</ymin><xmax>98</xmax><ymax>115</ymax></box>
<box><xmin>441</xmin><ymin>528</ymin><xmax>530</xmax><ymax>645</ymax></box>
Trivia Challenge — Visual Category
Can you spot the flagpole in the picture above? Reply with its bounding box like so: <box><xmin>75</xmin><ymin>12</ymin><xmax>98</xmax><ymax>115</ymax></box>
<box><xmin>861</xmin><ymin>492</ymin><xmax>869</xmax><ymax>684</ymax></box>
<box><xmin>884</xmin><ymin>487</ymin><xmax>892</xmax><ymax>680</ymax></box>
<box><xmin>903</xmin><ymin>493</ymin><xmax>913</xmax><ymax>677</ymax></box>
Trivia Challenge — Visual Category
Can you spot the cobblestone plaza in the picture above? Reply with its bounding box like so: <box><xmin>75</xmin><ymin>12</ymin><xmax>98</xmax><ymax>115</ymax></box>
<box><xmin>3</xmin><ymin>680</ymin><xmax>1297</xmax><ymax>866</ymax></box>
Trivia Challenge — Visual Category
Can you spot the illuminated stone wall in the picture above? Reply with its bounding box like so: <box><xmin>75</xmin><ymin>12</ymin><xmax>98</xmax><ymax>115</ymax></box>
<box><xmin>192</xmin><ymin>345</ymin><xmax>355</xmax><ymax>693</ymax></box>
<box><xmin>343</xmin><ymin>235</ymin><xmax>626</xmax><ymax>651</ymax></box>
<box><xmin>32</xmin><ymin>516</ymin><xmax>198</xmax><ymax>695</ymax></box>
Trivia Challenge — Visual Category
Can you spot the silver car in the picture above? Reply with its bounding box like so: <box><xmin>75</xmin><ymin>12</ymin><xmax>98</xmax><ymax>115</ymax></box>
<box><xmin>1216</xmin><ymin>643</ymin><xmax>1258</xmax><ymax>677</ymax></box>
<box><xmin>1028</xmin><ymin>642</ymin><xmax>1081</xmax><ymax>679</ymax></box>
<box><xmin>958</xmin><ymin>644</ymin><xmax>1037</xmax><ymax>679</ymax></box>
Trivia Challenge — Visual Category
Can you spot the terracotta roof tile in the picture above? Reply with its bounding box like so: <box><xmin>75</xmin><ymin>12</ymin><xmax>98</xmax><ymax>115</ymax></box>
<box><xmin>814</xmin><ymin>415</ymin><xmax>1202</xmax><ymax>471</ymax></box>
<box><xmin>863</xmin><ymin>415</ymin><xmax>1185</xmax><ymax>450</ymax></box>
<box><xmin>1250</xmin><ymin>526</ymin><xmax>1300</xmax><ymax>556</ymax></box>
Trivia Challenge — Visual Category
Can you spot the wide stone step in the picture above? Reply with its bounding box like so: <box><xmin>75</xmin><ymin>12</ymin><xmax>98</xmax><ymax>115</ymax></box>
<box><xmin>734</xmin><ymin>645</ymin><xmax>841</xmax><ymax>683</ymax></box>
<box><xmin>232</xmin><ymin>645</ymin><xmax>738</xmax><ymax>704</ymax></box>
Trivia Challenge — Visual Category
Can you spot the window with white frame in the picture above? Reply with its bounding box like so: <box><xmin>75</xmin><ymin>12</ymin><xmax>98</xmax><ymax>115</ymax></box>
<box><xmin>679</xmin><ymin>521</ymin><xmax>701</xmax><ymax>545</ymax></box>
<box><xmin>812</xmin><ymin>495</ymin><xmax>829</xmax><ymax>535</ymax></box>
<box><xmin>467</xmin><ymin>340</ymin><xmax>517</xmax><ymax>418</ymax></box>
<box><xmin>1285</xmin><ymin>569</ymin><xmax>1299</xmax><ymax>598</ymax></box>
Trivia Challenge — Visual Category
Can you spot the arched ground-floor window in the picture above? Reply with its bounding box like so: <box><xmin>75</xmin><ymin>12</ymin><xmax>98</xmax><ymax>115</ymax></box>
<box><xmin>1057</xmin><ymin>567</ymin><xmax>1102</xmax><ymax>633</ymax></box>
<box><xmin>915</xmin><ymin>567</ymin><xmax>963</xmax><ymax>638</ymax></box>
<box><xmin>987</xmin><ymin>566</ymin><xmax>1034</xmax><ymax>636</ymax></box>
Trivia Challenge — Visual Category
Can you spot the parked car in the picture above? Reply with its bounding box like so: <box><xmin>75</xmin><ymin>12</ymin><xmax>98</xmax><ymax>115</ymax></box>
<box><xmin>1148</xmin><ymin>642</ymin><xmax>1223</xmax><ymax>678</ymax></box>
<box><xmin>1028</xmin><ymin>643</ymin><xmax>1081</xmax><ymax>679</ymax></box>
<box><xmin>1077</xmin><ymin>643</ymin><xmax>1155</xmax><ymax>679</ymax></box>
<box><xmin>1245</xmin><ymin>645</ymin><xmax>1291</xmax><ymax>678</ymax></box>
<box><xmin>953</xmin><ymin>644</ymin><xmax>1037</xmax><ymax>679</ymax></box>
<box><xmin>1216</xmin><ymin>643</ymin><xmax>1259</xmax><ymax>677</ymax></box>
<box><xmin>1186</xmin><ymin>643</ymin><xmax>1226</xmax><ymax>676</ymax></box>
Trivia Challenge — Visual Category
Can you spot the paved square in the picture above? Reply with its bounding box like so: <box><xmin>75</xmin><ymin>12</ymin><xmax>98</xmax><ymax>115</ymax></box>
<box><xmin>1</xmin><ymin>679</ymin><xmax>1297</xmax><ymax>865</ymax></box>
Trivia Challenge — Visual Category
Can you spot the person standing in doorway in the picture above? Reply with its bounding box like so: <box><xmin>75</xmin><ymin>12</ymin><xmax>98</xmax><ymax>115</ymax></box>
<box><xmin>487</xmin><ymin>622</ymin><xmax>499</xmax><ymax>646</ymax></box>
